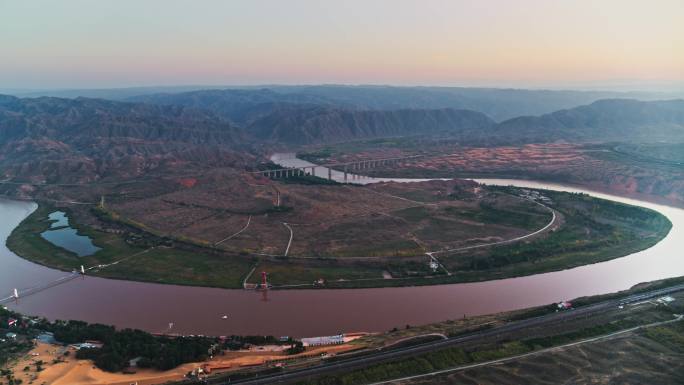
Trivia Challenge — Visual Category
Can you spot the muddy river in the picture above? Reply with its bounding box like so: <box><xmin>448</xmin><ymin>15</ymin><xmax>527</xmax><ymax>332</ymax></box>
<box><xmin>0</xmin><ymin>154</ymin><xmax>682</xmax><ymax>337</ymax></box>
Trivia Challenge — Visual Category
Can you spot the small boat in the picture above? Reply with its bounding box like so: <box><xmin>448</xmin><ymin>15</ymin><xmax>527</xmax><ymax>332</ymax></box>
<box><xmin>221</xmin><ymin>315</ymin><xmax>229</xmax><ymax>319</ymax></box>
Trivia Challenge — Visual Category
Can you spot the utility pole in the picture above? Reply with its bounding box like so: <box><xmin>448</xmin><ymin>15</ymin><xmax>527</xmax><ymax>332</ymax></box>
<box><xmin>272</xmin><ymin>186</ymin><xmax>281</xmax><ymax>207</ymax></box>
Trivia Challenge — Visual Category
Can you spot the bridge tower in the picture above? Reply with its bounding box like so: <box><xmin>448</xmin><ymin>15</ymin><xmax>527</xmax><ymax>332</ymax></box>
<box><xmin>261</xmin><ymin>271</ymin><xmax>269</xmax><ymax>289</ymax></box>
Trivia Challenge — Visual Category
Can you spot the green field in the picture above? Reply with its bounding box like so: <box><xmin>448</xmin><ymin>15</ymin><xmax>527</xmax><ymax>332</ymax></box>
<box><xmin>6</xmin><ymin>186</ymin><xmax>672</xmax><ymax>289</ymax></box>
<box><xmin>7</xmin><ymin>204</ymin><xmax>254</xmax><ymax>289</ymax></box>
<box><xmin>246</xmin><ymin>261</ymin><xmax>386</xmax><ymax>286</ymax></box>
<box><xmin>315</xmin><ymin>189</ymin><xmax>671</xmax><ymax>288</ymax></box>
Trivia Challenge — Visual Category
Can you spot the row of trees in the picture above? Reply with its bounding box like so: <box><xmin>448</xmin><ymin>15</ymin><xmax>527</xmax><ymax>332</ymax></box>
<box><xmin>47</xmin><ymin>320</ymin><xmax>215</xmax><ymax>372</ymax></box>
<box><xmin>46</xmin><ymin>320</ymin><xmax>305</xmax><ymax>372</ymax></box>
<box><xmin>3</xmin><ymin>310</ymin><xmax>306</xmax><ymax>374</ymax></box>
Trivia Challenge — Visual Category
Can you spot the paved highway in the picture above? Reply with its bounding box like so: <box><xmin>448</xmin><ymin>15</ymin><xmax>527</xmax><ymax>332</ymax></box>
<box><xmin>227</xmin><ymin>283</ymin><xmax>684</xmax><ymax>384</ymax></box>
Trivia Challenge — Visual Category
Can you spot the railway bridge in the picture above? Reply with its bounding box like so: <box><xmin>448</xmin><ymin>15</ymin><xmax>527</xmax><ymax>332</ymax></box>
<box><xmin>254</xmin><ymin>155</ymin><xmax>424</xmax><ymax>182</ymax></box>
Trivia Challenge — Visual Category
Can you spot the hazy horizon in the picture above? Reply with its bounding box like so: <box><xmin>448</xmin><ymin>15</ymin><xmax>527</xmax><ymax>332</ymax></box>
<box><xmin>2</xmin><ymin>0</ymin><xmax>682</xmax><ymax>91</ymax></box>
<box><xmin>3</xmin><ymin>81</ymin><xmax>684</xmax><ymax>97</ymax></box>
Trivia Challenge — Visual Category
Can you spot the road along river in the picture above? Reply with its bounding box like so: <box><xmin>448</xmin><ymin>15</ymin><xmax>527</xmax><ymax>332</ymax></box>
<box><xmin>0</xmin><ymin>155</ymin><xmax>682</xmax><ymax>337</ymax></box>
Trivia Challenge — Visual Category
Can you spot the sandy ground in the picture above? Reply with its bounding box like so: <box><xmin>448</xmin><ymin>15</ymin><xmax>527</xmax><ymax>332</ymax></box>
<box><xmin>6</xmin><ymin>341</ymin><xmax>362</xmax><ymax>384</ymax></box>
<box><xmin>6</xmin><ymin>342</ymin><xmax>196</xmax><ymax>385</ymax></box>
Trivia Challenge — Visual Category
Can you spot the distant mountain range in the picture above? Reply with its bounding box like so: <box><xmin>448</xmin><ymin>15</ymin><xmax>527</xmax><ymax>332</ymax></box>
<box><xmin>495</xmin><ymin>99</ymin><xmax>684</xmax><ymax>143</ymax></box>
<box><xmin>11</xmin><ymin>85</ymin><xmax>681</xmax><ymax>122</ymax></box>
<box><xmin>126</xmin><ymin>87</ymin><xmax>684</xmax><ymax>144</ymax></box>
<box><xmin>128</xmin><ymin>88</ymin><xmax>344</xmax><ymax>126</ymax></box>
<box><xmin>246</xmin><ymin>106</ymin><xmax>494</xmax><ymax>145</ymax></box>
<box><xmin>0</xmin><ymin>91</ymin><xmax>683</xmax><ymax>183</ymax></box>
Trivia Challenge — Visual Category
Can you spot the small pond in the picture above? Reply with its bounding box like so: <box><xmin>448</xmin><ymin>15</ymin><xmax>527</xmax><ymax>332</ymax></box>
<box><xmin>40</xmin><ymin>211</ymin><xmax>101</xmax><ymax>257</ymax></box>
<box><xmin>47</xmin><ymin>211</ymin><xmax>69</xmax><ymax>228</ymax></box>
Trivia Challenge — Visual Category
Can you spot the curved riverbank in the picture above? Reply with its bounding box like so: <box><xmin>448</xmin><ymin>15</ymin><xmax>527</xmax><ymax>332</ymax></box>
<box><xmin>1</xmin><ymin>175</ymin><xmax>683</xmax><ymax>336</ymax></box>
<box><xmin>4</xmin><ymin>176</ymin><xmax>671</xmax><ymax>291</ymax></box>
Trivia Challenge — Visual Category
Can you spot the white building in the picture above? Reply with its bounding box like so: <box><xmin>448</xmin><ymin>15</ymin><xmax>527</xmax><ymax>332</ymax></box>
<box><xmin>301</xmin><ymin>334</ymin><xmax>344</xmax><ymax>347</ymax></box>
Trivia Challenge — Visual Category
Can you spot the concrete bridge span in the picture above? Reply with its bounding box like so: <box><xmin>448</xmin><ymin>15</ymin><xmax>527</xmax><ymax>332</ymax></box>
<box><xmin>254</xmin><ymin>155</ymin><xmax>424</xmax><ymax>182</ymax></box>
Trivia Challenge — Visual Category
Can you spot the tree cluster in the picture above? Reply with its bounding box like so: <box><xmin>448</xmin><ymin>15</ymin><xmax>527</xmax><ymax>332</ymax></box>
<box><xmin>47</xmin><ymin>320</ymin><xmax>214</xmax><ymax>372</ymax></box>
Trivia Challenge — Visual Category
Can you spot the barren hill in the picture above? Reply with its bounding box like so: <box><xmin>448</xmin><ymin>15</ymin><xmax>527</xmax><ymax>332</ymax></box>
<box><xmin>0</xmin><ymin>95</ymin><xmax>248</xmax><ymax>183</ymax></box>
<box><xmin>247</xmin><ymin>106</ymin><xmax>495</xmax><ymax>144</ymax></box>
<box><xmin>495</xmin><ymin>99</ymin><xmax>684</xmax><ymax>142</ymax></box>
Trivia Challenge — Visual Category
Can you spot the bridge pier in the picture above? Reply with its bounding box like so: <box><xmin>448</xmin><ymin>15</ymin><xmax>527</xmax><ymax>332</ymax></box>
<box><xmin>344</xmin><ymin>165</ymin><xmax>348</xmax><ymax>183</ymax></box>
<box><xmin>328</xmin><ymin>167</ymin><xmax>332</xmax><ymax>180</ymax></box>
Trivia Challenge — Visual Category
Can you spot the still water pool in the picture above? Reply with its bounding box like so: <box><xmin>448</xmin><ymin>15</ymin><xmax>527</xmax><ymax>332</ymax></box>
<box><xmin>40</xmin><ymin>211</ymin><xmax>101</xmax><ymax>257</ymax></box>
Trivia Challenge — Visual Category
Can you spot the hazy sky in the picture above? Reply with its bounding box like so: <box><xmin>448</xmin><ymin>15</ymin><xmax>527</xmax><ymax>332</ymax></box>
<box><xmin>1</xmin><ymin>0</ymin><xmax>682</xmax><ymax>90</ymax></box>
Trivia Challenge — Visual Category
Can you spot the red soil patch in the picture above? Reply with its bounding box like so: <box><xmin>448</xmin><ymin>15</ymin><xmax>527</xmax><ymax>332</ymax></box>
<box><xmin>178</xmin><ymin>178</ymin><xmax>198</xmax><ymax>188</ymax></box>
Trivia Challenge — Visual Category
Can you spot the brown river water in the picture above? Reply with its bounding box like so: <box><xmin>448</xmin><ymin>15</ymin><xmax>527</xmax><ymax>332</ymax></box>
<box><xmin>1</xmin><ymin>154</ymin><xmax>682</xmax><ymax>338</ymax></box>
